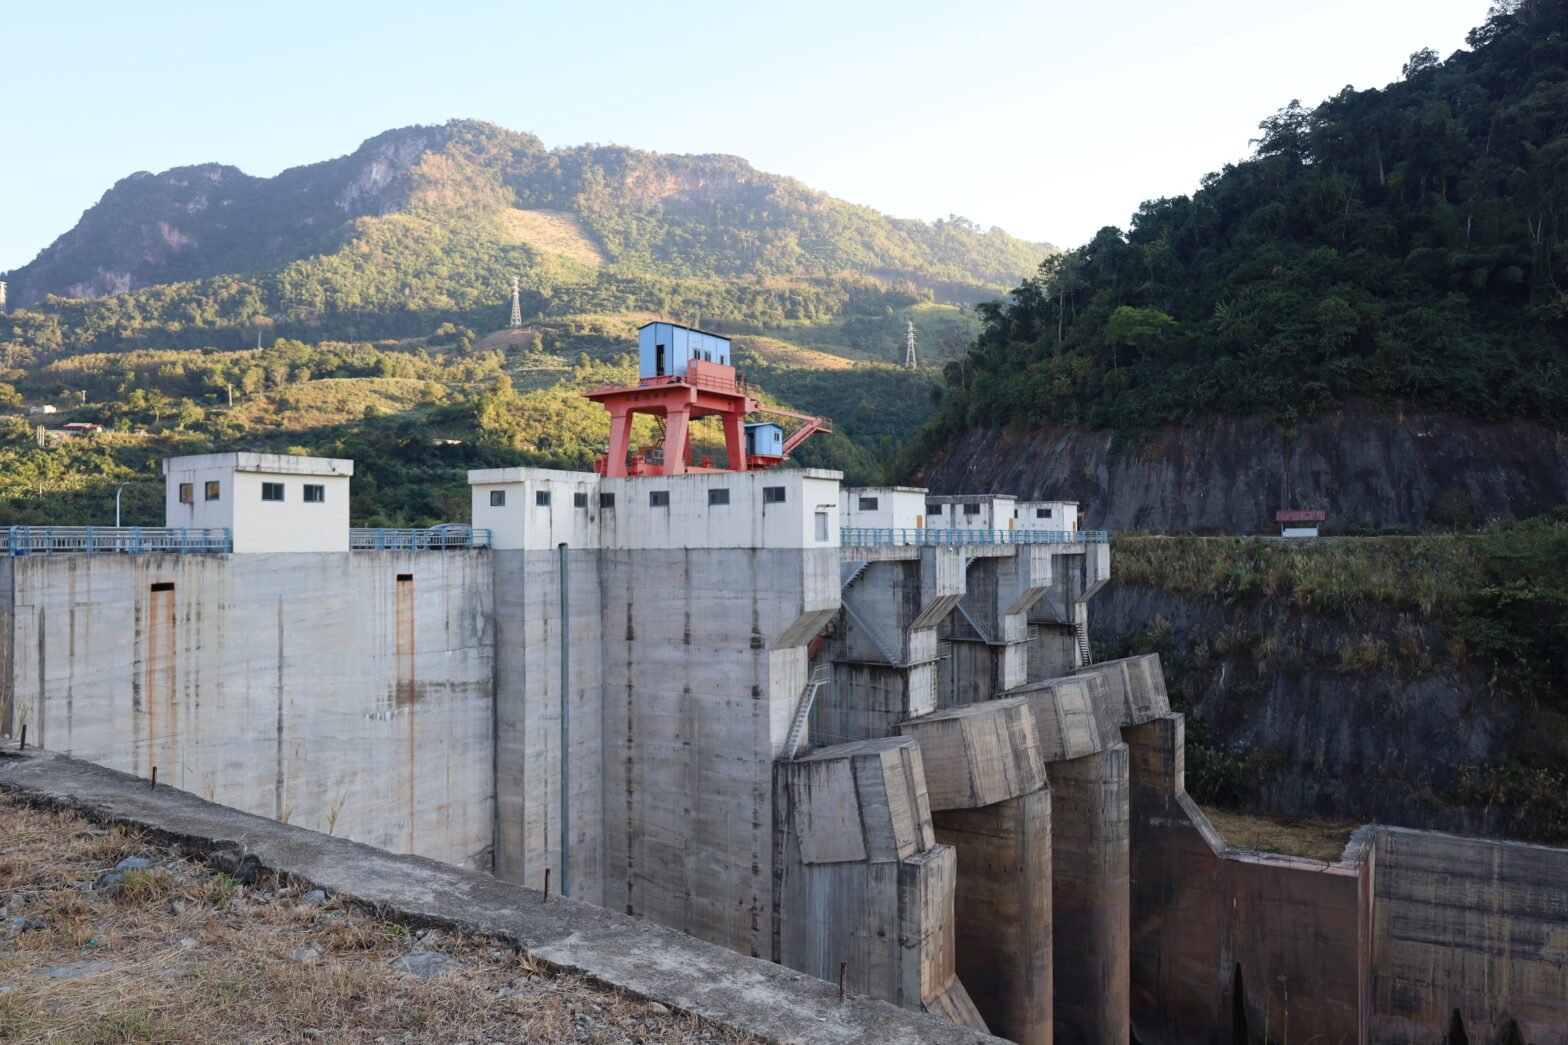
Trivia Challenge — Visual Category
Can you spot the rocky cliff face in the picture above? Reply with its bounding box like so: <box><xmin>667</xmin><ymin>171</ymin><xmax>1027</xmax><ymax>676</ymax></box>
<box><xmin>1092</xmin><ymin>580</ymin><xmax>1523</xmax><ymax>835</ymax></box>
<box><xmin>919</xmin><ymin>404</ymin><xmax>1568</xmax><ymax>532</ymax></box>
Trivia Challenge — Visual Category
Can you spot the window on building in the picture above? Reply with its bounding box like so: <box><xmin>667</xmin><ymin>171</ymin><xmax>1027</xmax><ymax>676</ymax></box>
<box><xmin>261</xmin><ymin>482</ymin><xmax>284</xmax><ymax>502</ymax></box>
<box><xmin>858</xmin><ymin>496</ymin><xmax>879</xmax><ymax>511</ymax></box>
<box><xmin>178</xmin><ymin>482</ymin><xmax>193</xmax><ymax>505</ymax></box>
<box><xmin>303</xmin><ymin>484</ymin><xmax>325</xmax><ymax>503</ymax></box>
<box><xmin>763</xmin><ymin>486</ymin><xmax>786</xmax><ymax>504</ymax></box>
<box><xmin>599</xmin><ymin>492</ymin><xmax>615</xmax><ymax>509</ymax></box>
<box><xmin>708</xmin><ymin>488</ymin><xmax>730</xmax><ymax>506</ymax></box>
<box><xmin>814</xmin><ymin>511</ymin><xmax>830</xmax><ymax>542</ymax></box>
<box><xmin>963</xmin><ymin>503</ymin><xmax>981</xmax><ymax>516</ymax></box>
<box><xmin>574</xmin><ymin>492</ymin><xmax>588</xmax><ymax>508</ymax></box>
<box><xmin>536</xmin><ymin>490</ymin><xmax>551</xmax><ymax>507</ymax></box>
<box><xmin>1037</xmin><ymin>507</ymin><xmax>1051</xmax><ymax>518</ymax></box>
<box><xmin>650</xmin><ymin>490</ymin><xmax>670</xmax><ymax>507</ymax></box>
<box><xmin>204</xmin><ymin>481</ymin><xmax>220</xmax><ymax>502</ymax></box>
<box><xmin>928</xmin><ymin>503</ymin><xmax>943</xmax><ymax>515</ymax></box>
<box><xmin>151</xmin><ymin>581</ymin><xmax>174</xmax><ymax>593</ymax></box>
<box><xmin>490</xmin><ymin>490</ymin><xmax>506</xmax><ymax>507</ymax></box>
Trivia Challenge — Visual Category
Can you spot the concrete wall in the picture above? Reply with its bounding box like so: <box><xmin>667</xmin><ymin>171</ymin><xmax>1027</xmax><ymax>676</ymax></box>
<box><xmin>2</xmin><ymin>551</ymin><xmax>494</xmax><ymax>869</ymax></box>
<box><xmin>492</xmin><ymin>547</ymin><xmax>605</xmax><ymax>902</ymax></box>
<box><xmin>1124</xmin><ymin>714</ymin><xmax>1372</xmax><ymax>1045</ymax></box>
<box><xmin>602</xmin><ymin>545</ymin><xmax>836</xmax><ymax>956</ymax></box>
<box><xmin>0</xmin><ymin>558</ymin><xmax>11</xmax><ymax>738</ymax></box>
<box><xmin>1371</xmin><ymin>827</ymin><xmax>1568</xmax><ymax>1045</ymax></box>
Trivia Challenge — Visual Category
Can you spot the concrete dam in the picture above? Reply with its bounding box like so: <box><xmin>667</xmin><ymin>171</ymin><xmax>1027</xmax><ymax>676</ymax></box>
<box><xmin>2</xmin><ymin>328</ymin><xmax>1565</xmax><ymax>1044</ymax></box>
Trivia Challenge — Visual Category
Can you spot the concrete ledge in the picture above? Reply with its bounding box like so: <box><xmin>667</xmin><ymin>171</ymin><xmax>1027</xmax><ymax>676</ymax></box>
<box><xmin>0</xmin><ymin>743</ymin><xmax>998</xmax><ymax>1045</ymax></box>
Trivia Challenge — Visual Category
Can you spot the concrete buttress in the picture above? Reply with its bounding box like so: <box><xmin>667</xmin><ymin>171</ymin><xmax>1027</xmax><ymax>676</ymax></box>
<box><xmin>773</xmin><ymin>736</ymin><xmax>989</xmax><ymax>1032</ymax></box>
<box><xmin>899</xmin><ymin>699</ymin><xmax>1054</xmax><ymax>1045</ymax></box>
<box><xmin>1011</xmin><ymin>673</ymin><xmax>1131</xmax><ymax>1045</ymax></box>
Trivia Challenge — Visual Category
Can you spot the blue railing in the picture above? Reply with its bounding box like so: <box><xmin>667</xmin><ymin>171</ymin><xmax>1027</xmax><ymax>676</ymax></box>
<box><xmin>2</xmin><ymin>526</ymin><xmax>233</xmax><ymax>555</ymax></box>
<box><xmin>840</xmin><ymin>527</ymin><xmax>1108</xmax><ymax>548</ymax></box>
<box><xmin>350</xmin><ymin>527</ymin><xmax>492</xmax><ymax>551</ymax></box>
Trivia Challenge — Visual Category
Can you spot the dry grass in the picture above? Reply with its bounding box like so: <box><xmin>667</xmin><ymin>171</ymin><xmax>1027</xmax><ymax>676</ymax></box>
<box><xmin>732</xmin><ymin>336</ymin><xmax>856</xmax><ymax>370</ymax></box>
<box><xmin>1201</xmin><ymin>806</ymin><xmax>1361</xmax><ymax>863</ymax></box>
<box><xmin>498</xmin><ymin>209</ymin><xmax>607</xmax><ymax>268</ymax></box>
<box><xmin>0</xmin><ymin>795</ymin><xmax>746</xmax><ymax>1043</ymax></box>
<box><xmin>227</xmin><ymin>378</ymin><xmax>446</xmax><ymax>431</ymax></box>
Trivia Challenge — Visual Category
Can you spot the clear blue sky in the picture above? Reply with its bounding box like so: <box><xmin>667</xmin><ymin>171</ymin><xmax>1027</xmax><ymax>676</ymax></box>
<box><xmin>0</xmin><ymin>0</ymin><xmax>1490</xmax><ymax>273</ymax></box>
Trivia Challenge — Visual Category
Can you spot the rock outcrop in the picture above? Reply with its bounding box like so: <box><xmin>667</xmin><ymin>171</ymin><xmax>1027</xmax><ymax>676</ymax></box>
<box><xmin>919</xmin><ymin>404</ymin><xmax>1568</xmax><ymax>533</ymax></box>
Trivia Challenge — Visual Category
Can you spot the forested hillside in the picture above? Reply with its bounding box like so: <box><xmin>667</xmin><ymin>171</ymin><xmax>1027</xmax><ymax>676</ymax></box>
<box><xmin>911</xmin><ymin>0</ymin><xmax>1567</xmax><ymax>460</ymax></box>
<box><xmin>0</xmin><ymin>120</ymin><xmax>1030</xmax><ymax>519</ymax></box>
<box><xmin>0</xmin><ymin>120</ymin><xmax>1046</xmax><ymax>360</ymax></box>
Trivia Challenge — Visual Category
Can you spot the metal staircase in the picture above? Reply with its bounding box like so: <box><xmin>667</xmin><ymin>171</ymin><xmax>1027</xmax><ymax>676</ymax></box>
<box><xmin>839</xmin><ymin>560</ymin><xmax>869</xmax><ymax>591</ymax></box>
<box><xmin>784</xmin><ymin>665</ymin><xmax>831</xmax><ymax>759</ymax></box>
<box><xmin>1075</xmin><ymin>619</ymin><xmax>1093</xmax><ymax>667</ymax></box>
<box><xmin>842</xmin><ymin>599</ymin><xmax>902</xmax><ymax>664</ymax></box>
<box><xmin>953</xmin><ymin>600</ymin><xmax>994</xmax><ymax>644</ymax></box>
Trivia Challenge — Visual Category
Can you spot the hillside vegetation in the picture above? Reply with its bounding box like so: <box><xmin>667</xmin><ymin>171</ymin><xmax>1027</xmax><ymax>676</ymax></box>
<box><xmin>0</xmin><ymin>326</ymin><xmax>938</xmax><ymax>525</ymax></box>
<box><xmin>0</xmin><ymin>120</ymin><xmax>1007</xmax><ymax>514</ymax></box>
<box><xmin>0</xmin><ymin>121</ymin><xmax>1046</xmax><ymax>362</ymax></box>
<box><xmin>910</xmin><ymin>0</ymin><xmax>1568</xmax><ymax>463</ymax></box>
<box><xmin>1102</xmin><ymin>518</ymin><xmax>1568</xmax><ymax>842</ymax></box>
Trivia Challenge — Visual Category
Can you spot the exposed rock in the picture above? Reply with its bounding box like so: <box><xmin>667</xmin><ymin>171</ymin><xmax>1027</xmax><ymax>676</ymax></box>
<box><xmin>921</xmin><ymin>404</ymin><xmax>1568</xmax><ymax>533</ymax></box>
<box><xmin>31</xmin><ymin>959</ymin><xmax>115</xmax><ymax>980</ymax></box>
<box><xmin>1093</xmin><ymin>579</ymin><xmax>1517</xmax><ymax>833</ymax></box>
<box><xmin>390</xmin><ymin>950</ymin><xmax>464</xmax><ymax>978</ymax></box>
<box><xmin>114</xmin><ymin>856</ymin><xmax>154</xmax><ymax>872</ymax></box>
<box><xmin>91</xmin><ymin>871</ymin><xmax>124</xmax><ymax>891</ymax></box>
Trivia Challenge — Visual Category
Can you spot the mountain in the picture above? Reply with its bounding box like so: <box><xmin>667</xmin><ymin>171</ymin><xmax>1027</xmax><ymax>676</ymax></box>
<box><xmin>4</xmin><ymin>126</ymin><xmax>450</xmax><ymax>305</ymax></box>
<box><xmin>908</xmin><ymin>0</ymin><xmax>1568</xmax><ymax>530</ymax></box>
<box><xmin>0</xmin><ymin>120</ymin><xmax>1049</xmax><ymax>357</ymax></box>
<box><xmin>0</xmin><ymin>121</ymin><xmax>1047</xmax><ymax>525</ymax></box>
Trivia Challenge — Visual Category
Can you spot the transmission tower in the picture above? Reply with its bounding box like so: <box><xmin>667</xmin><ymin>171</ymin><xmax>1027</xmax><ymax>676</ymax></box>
<box><xmin>904</xmin><ymin>321</ymin><xmax>917</xmax><ymax>369</ymax></box>
<box><xmin>509</xmin><ymin>277</ymin><xmax>523</xmax><ymax>329</ymax></box>
<box><xmin>0</xmin><ymin>281</ymin><xmax>8</xmax><ymax>313</ymax></box>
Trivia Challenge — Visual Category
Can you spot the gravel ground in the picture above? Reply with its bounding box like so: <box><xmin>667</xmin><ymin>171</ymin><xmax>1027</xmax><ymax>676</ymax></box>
<box><xmin>0</xmin><ymin>794</ymin><xmax>752</xmax><ymax>1044</ymax></box>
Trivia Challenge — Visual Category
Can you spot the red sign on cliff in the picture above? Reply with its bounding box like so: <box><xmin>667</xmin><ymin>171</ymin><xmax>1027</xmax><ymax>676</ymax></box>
<box><xmin>1276</xmin><ymin>509</ymin><xmax>1327</xmax><ymax>523</ymax></box>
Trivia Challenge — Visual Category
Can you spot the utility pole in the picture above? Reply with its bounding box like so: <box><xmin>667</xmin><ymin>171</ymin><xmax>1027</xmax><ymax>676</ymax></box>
<box><xmin>904</xmin><ymin>321</ymin><xmax>917</xmax><ymax>369</ymax></box>
<box><xmin>510</xmin><ymin>277</ymin><xmax>523</xmax><ymax>330</ymax></box>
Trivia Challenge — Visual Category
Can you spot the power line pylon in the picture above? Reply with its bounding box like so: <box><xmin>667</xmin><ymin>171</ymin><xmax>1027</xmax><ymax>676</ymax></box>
<box><xmin>904</xmin><ymin>321</ymin><xmax>917</xmax><ymax>369</ymax></box>
<box><xmin>509</xmin><ymin>277</ymin><xmax>523</xmax><ymax>329</ymax></box>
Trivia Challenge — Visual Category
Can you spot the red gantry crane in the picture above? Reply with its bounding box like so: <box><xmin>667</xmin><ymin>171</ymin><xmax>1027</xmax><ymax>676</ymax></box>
<box><xmin>584</xmin><ymin>322</ymin><xmax>831</xmax><ymax>477</ymax></box>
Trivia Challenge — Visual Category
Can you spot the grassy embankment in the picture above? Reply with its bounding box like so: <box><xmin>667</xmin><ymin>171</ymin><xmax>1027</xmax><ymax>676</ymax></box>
<box><xmin>0</xmin><ymin>795</ymin><xmax>739</xmax><ymax>1043</ymax></box>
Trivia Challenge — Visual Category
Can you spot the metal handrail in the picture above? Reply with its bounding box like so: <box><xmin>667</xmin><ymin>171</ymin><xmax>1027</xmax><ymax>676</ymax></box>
<box><xmin>839</xmin><ymin>527</ymin><xmax>1108</xmax><ymax>547</ymax></box>
<box><xmin>1</xmin><ymin>526</ymin><xmax>232</xmax><ymax>556</ymax></box>
<box><xmin>349</xmin><ymin>527</ymin><xmax>492</xmax><ymax>551</ymax></box>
